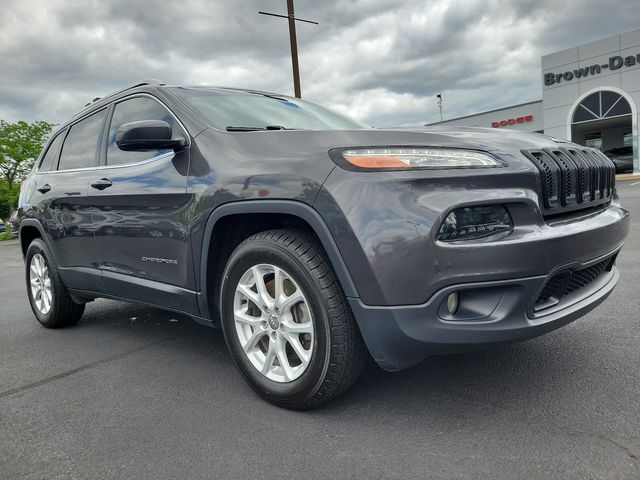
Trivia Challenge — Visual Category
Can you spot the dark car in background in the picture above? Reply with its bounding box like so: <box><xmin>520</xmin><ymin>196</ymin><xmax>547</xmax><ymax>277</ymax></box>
<box><xmin>18</xmin><ymin>81</ymin><xmax>629</xmax><ymax>409</ymax></box>
<box><xmin>605</xmin><ymin>146</ymin><xmax>633</xmax><ymax>173</ymax></box>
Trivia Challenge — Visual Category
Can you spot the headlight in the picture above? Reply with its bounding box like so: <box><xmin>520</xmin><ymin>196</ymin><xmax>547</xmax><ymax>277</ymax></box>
<box><xmin>438</xmin><ymin>205</ymin><xmax>513</xmax><ymax>242</ymax></box>
<box><xmin>338</xmin><ymin>148</ymin><xmax>503</xmax><ymax>170</ymax></box>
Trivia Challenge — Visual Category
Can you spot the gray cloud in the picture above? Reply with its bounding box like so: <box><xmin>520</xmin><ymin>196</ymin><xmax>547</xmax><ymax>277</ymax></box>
<box><xmin>1</xmin><ymin>0</ymin><xmax>639</xmax><ymax>127</ymax></box>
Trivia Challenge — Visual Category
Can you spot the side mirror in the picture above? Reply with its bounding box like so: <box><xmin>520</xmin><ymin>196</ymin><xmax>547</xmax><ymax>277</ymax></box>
<box><xmin>115</xmin><ymin>120</ymin><xmax>187</xmax><ymax>152</ymax></box>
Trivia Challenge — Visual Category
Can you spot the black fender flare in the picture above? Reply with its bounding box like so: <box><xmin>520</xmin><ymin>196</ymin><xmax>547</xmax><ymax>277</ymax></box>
<box><xmin>197</xmin><ymin>200</ymin><xmax>359</xmax><ymax>320</ymax></box>
<box><xmin>18</xmin><ymin>219</ymin><xmax>50</xmax><ymax>259</ymax></box>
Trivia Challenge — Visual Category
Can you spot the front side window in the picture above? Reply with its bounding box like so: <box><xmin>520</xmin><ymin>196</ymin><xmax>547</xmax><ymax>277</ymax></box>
<box><xmin>38</xmin><ymin>131</ymin><xmax>65</xmax><ymax>172</ymax></box>
<box><xmin>58</xmin><ymin>109</ymin><xmax>107</xmax><ymax>170</ymax></box>
<box><xmin>169</xmin><ymin>87</ymin><xmax>369</xmax><ymax>131</ymax></box>
<box><xmin>107</xmin><ymin>96</ymin><xmax>181</xmax><ymax>166</ymax></box>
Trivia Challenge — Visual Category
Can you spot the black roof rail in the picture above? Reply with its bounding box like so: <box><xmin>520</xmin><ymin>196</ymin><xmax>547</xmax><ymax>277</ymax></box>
<box><xmin>73</xmin><ymin>79</ymin><xmax>165</xmax><ymax>117</ymax></box>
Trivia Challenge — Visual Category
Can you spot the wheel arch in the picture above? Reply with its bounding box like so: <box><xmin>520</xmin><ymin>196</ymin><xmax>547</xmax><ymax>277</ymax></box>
<box><xmin>197</xmin><ymin>200</ymin><xmax>359</xmax><ymax>322</ymax></box>
<box><xmin>19</xmin><ymin>219</ymin><xmax>47</xmax><ymax>259</ymax></box>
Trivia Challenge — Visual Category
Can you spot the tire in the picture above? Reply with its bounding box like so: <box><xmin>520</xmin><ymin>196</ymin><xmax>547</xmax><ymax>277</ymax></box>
<box><xmin>25</xmin><ymin>238</ymin><xmax>85</xmax><ymax>328</ymax></box>
<box><xmin>220</xmin><ymin>229</ymin><xmax>367</xmax><ymax>410</ymax></box>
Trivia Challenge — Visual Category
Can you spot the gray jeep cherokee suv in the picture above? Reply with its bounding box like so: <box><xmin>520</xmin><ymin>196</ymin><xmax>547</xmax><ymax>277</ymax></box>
<box><xmin>19</xmin><ymin>81</ymin><xmax>629</xmax><ymax>409</ymax></box>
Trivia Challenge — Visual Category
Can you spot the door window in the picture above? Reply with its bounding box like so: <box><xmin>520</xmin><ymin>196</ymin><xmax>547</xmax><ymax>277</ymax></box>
<box><xmin>38</xmin><ymin>131</ymin><xmax>65</xmax><ymax>172</ymax></box>
<box><xmin>58</xmin><ymin>109</ymin><xmax>107</xmax><ymax>170</ymax></box>
<box><xmin>106</xmin><ymin>96</ymin><xmax>182</xmax><ymax>166</ymax></box>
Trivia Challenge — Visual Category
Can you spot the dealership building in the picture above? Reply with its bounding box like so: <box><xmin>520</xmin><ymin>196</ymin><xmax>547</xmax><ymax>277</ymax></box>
<box><xmin>429</xmin><ymin>28</ymin><xmax>640</xmax><ymax>174</ymax></box>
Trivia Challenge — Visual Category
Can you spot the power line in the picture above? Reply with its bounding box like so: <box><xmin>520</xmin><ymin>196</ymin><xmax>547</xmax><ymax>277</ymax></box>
<box><xmin>259</xmin><ymin>1</ymin><xmax>318</xmax><ymax>98</ymax></box>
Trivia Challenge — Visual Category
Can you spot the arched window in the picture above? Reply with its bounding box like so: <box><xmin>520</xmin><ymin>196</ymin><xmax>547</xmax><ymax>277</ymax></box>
<box><xmin>572</xmin><ymin>91</ymin><xmax>631</xmax><ymax>124</ymax></box>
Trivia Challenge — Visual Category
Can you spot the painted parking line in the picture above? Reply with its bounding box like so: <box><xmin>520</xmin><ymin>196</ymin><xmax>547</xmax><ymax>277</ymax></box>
<box><xmin>631</xmin><ymin>181</ymin><xmax>640</xmax><ymax>186</ymax></box>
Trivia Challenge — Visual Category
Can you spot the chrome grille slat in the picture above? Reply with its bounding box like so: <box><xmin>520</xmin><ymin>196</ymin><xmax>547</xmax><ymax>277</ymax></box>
<box><xmin>522</xmin><ymin>147</ymin><xmax>615</xmax><ymax>216</ymax></box>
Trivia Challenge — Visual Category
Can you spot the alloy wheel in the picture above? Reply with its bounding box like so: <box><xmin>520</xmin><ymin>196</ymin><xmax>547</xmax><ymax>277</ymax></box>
<box><xmin>233</xmin><ymin>263</ymin><xmax>314</xmax><ymax>382</ymax></box>
<box><xmin>30</xmin><ymin>253</ymin><xmax>52</xmax><ymax>315</ymax></box>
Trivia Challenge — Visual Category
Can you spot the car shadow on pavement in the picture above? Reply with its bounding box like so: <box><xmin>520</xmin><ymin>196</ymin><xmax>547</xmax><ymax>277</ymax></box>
<box><xmin>76</xmin><ymin>299</ymin><xmax>599</xmax><ymax>417</ymax></box>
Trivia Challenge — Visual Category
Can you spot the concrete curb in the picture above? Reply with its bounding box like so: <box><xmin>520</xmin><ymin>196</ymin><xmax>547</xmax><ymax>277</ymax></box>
<box><xmin>616</xmin><ymin>173</ymin><xmax>640</xmax><ymax>181</ymax></box>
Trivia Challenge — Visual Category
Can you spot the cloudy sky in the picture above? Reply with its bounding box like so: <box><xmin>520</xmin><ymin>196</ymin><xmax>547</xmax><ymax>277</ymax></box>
<box><xmin>1</xmin><ymin>0</ymin><xmax>639</xmax><ymax>127</ymax></box>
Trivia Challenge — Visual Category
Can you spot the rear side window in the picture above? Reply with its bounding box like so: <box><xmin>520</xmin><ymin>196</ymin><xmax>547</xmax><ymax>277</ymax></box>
<box><xmin>58</xmin><ymin>109</ymin><xmax>107</xmax><ymax>171</ymax></box>
<box><xmin>107</xmin><ymin>96</ymin><xmax>181</xmax><ymax>166</ymax></box>
<box><xmin>38</xmin><ymin>132</ymin><xmax>65</xmax><ymax>172</ymax></box>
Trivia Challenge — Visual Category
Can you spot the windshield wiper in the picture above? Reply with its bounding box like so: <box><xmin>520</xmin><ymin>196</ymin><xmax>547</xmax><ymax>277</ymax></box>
<box><xmin>246</xmin><ymin>92</ymin><xmax>289</xmax><ymax>102</ymax></box>
<box><xmin>226</xmin><ymin>125</ymin><xmax>289</xmax><ymax>132</ymax></box>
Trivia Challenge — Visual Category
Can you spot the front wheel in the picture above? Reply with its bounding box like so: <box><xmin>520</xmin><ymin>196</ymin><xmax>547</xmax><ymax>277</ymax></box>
<box><xmin>220</xmin><ymin>229</ymin><xmax>367</xmax><ymax>410</ymax></box>
<box><xmin>25</xmin><ymin>238</ymin><xmax>85</xmax><ymax>328</ymax></box>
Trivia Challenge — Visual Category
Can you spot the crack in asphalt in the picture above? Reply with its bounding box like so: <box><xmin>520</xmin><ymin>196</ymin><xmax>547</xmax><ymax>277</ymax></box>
<box><xmin>0</xmin><ymin>337</ymin><xmax>172</xmax><ymax>400</ymax></box>
<box><xmin>386</xmin><ymin>374</ymin><xmax>640</xmax><ymax>469</ymax></box>
<box><xmin>450</xmin><ymin>387</ymin><xmax>640</xmax><ymax>469</ymax></box>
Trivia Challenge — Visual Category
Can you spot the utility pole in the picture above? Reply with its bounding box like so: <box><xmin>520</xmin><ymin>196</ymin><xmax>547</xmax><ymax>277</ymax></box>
<box><xmin>259</xmin><ymin>1</ymin><xmax>318</xmax><ymax>98</ymax></box>
<box><xmin>436</xmin><ymin>93</ymin><xmax>443</xmax><ymax>122</ymax></box>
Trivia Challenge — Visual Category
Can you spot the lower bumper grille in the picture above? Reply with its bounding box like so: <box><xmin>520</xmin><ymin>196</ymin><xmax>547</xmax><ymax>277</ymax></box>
<box><xmin>534</xmin><ymin>255</ymin><xmax>617</xmax><ymax>312</ymax></box>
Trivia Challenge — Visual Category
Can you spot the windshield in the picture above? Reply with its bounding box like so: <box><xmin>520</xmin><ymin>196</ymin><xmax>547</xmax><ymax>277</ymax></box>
<box><xmin>169</xmin><ymin>87</ymin><xmax>369</xmax><ymax>131</ymax></box>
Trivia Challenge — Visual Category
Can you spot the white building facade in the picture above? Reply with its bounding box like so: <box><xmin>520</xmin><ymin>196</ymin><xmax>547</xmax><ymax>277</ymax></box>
<box><xmin>429</xmin><ymin>29</ymin><xmax>640</xmax><ymax>174</ymax></box>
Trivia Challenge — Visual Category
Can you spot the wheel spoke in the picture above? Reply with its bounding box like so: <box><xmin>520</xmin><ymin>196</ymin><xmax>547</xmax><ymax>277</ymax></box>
<box><xmin>273</xmin><ymin>266</ymin><xmax>284</xmax><ymax>305</ymax></box>
<box><xmin>281</xmin><ymin>319</ymin><xmax>313</xmax><ymax>334</ymax></box>
<box><xmin>261</xmin><ymin>340</ymin><xmax>277</xmax><ymax>375</ymax></box>
<box><xmin>234</xmin><ymin>308</ymin><xmax>262</xmax><ymax>326</ymax></box>
<box><xmin>276</xmin><ymin>339</ymin><xmax>293</xmax><ymax>381</ymax></box>
<box><xmin>242</xmin><ymin>328</ymin><xmax>266</xmax><ymax>353</ymax></box>
<box><xmin>237</xmin><ymin>283</ymin><xmax>260</xmax><ymax>307</ymax></box>
<box><xmin>36</xmin><ymin>255</ymin><xmax>44</xmax><ymax>277</ymax></box>
<box><xmin>282</xmin><ymin>332</ymin><xmax>311</xmax><ymax>364</ymax></box>
<box><xmin>252</xmin><ymin>265</ymin><xmax>272</xmax><ymax>308</ymax></box>
<box><xmin>42</xmin><ymin>290</ymin><xmax>50</xmax><ymax>312</ymax></box>
<box><xmin>279</xmin><ymin>289</ymin><xmax>304</xmax><ymax>312</ymax></box>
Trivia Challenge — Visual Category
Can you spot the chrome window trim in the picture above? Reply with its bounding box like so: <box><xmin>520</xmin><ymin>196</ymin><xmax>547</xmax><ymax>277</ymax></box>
<box><xmin>43</xmin><ymin>151</ymin><xmax>176</xmax><ymax>175</ymax></box>
<box><xmin>50</xmin><ymin>93</ymin><xmax>190</xmax><ymax>174</ymax></box>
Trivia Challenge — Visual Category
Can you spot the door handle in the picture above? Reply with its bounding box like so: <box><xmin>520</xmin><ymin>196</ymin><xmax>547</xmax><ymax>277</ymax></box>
<box><xmin>90</xmin><ymin>178</ymin><xmax>113</xmax><ymax>190</ymax></box>
<box><xmin>37</xmin><ymin>184</ymin><xmax>51</xmax><ymax>194</ymax></box>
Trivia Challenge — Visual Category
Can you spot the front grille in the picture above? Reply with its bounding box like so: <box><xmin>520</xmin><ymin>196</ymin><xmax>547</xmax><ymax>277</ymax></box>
<box><xmin>522</xmin><ymin>147</ymin><xmax>616</xmax><ymax>216</ymax></box>
<box><xmin>534</xmin><ymin>255</ymin><xmax>617</xmax><ymax>312</ymax></box>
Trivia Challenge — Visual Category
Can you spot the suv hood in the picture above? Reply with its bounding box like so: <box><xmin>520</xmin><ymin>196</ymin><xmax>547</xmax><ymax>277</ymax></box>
<box><xmin>212</xmin><ymin>125</ymin><xmax>578</xmax><ymax>162</ymax></box>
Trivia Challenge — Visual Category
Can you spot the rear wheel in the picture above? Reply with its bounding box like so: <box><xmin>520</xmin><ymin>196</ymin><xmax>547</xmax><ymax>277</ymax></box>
<box><xmin>25</xmin><ymin>238</ymin><xmax>85</xmax><ymax>328</ymax></box>
<box><xmin>220</xmin><ymin>229</ymin><xmax>367</xmax><ymax>409</ymax></box>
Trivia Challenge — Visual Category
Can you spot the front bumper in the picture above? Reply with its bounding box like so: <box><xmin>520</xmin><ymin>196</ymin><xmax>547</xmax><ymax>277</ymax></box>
<box><xmin>316</xmin><ymin>135</ymin><xmax>630</xmax><ymax>370</ymax></box>
<box><xmin>350</xmin><ymin>252</ymin><xmax>620</xmax><ymax>372</ymax></box>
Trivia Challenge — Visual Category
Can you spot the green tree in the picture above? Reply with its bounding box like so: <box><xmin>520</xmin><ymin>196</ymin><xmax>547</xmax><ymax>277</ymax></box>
<box><xmin>0</xmin><ymin>120</ymin><xmax>54</xmax><ymax>189</ymax></box>
<box><xmin>0</xmin><ymin>179</ymin><xmax>20</xmax><ymax>219</ymax></box>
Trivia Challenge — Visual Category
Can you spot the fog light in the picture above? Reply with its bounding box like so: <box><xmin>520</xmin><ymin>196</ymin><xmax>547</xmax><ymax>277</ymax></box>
<box><xmin>446</xmin><ymin>292</ymin><xmax>459</xmax><ymax>314</ymax></box>
<box><xmin>437</xmin><ymin>205</ymin><xmax>513</xmax><ymax>242</ymax></box>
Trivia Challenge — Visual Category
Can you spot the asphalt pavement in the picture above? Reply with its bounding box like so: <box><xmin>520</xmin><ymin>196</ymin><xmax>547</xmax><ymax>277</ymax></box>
<box><xmin>1</xmin><ymin>181</ymin><xmax>639</xmax><ymax>479</ymax></box>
